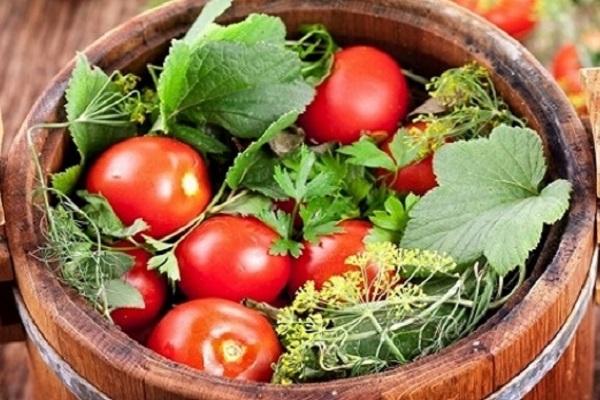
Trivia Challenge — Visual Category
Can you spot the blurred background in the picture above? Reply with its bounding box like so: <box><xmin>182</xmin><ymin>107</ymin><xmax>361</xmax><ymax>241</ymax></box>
<box><xmin>0</xmin><ymin>0</ymin><xmax>598</xmax><ymax>399</ymax></box>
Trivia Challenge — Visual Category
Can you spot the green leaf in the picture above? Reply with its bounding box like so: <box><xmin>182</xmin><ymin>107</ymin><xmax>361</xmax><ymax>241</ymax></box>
<box><xmin>255</xmin><ymin>208</ymin><xmax>303</xmax><ymax>257</ymax></box>
<box><xmin>104</xmin><ymin>279</ymin><xmax>145</xmax><ymax>309</ymax></box>
<box><xmin>220</xmin><ymin>193</ymin><xmax>273</xmax><ymax>217</ymax></box>
<box><xmin>158</xmin><ymin>40</ymin><xmax>314</xmax><ymax>137</ymax></box>
<box><xmin>54</xmin><ymin>55</ymin><xmax>137</xmax><ymax>194</ymax></box>
<box><xmin>148</xmin><ymin>251</ymin><xmax>180</xmax><ymax>282</ymax></box>
<box><xmin>78</xmin><ymin>191</ymin><xmax>149</xmax><ymax>238</ymax></box>
<box><xmin>370</xmin><ymin>197</ymin><xmax>406</xmax><ymax>231</ymax></box>
<box><xmin>273</xmin><ymin>146</ymin><xmax>337</xmax><ymax>203</ymax></box>
<box><xmin>401</xmin><ymin>126</ymin><xmax>572</xmax><ymax>276</ymax></box>
<box><xmin>258</xmin><ymin>209</ymin><xmax>292</xmax><ymax>238</ymax></box>
<box><xmin>183</xmin><ymin>0</ymin><xmax>233</xmax><ymax>45</ymax></box>
<box><xmin>237</xmin><ymin>150</ymin><xmax>287</xmax><ymax>199</ymax></box>
<box><xmin>338</xmin><ymin>137</ymin><xmax>396</xmax><ymax>171</ymax></box>
<box><xmin>300</xmin><ymin>197</ymin><xmax>357</xmax><ymax>243</ymax></box>
<box><xmin>52</xmin><ymin>165</ymin><xmax>83</xmax><ymax>195</ymax></box>
<box><xmin>202</xmin><ymin>14</ymin><xmax>286</xmax><ymax>46</ymax></box>
<box><xmin>388</xmin><ymin>130</ymin><xmax>423</xmax><ymax>169</ymax></box>
<box><xmin>287</xmin><ymin>24</ymin><xmax>338</xmax><ymax>86</ymax></box>
<box><xmin>66</xmin><ymin>55</ymin><xmax>136</xmax><ymax>160</ymax></box>
<box><xmin>171</xmin><ymin>124</ymin><xmax>229</xmax><ymax>154</ymax></box>
<box><xmin>270</xmin><ymin>238</ymin><xmax>304</xmax><ymax>258</ymax></box>
<box><xmin>226</xmin><ymin>111</ymin><xmax>299</xmax><ymax>189</ymax></box>
<box><xmin>143</xmin><ymin>236</ymin><xmax>173</xmax><ymax>252</ymax></box>
<box><xmin>367</xmin><ymin>194</ymin><xmax>419</xmax><ymax>244</ymax></box>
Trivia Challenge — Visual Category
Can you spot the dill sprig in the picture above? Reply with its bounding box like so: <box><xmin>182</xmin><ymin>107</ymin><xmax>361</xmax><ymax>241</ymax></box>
<box><xmin>272</xmin><ymin>242</ymin><xmax>499</xmax><ymax>384</ymax></box>
<box><xmin>416</xmin><ymin>63</ymin><xmax>526</xmax><ymax>144</ymax></box>
<box><xmin>34</xmin><ymin>190</ymin><xmax>136</xmax><ymax>317</ymax></box>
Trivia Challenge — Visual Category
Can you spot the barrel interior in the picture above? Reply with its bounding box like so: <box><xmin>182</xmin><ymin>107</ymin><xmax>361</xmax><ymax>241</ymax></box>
<box><xmin>7</xmin><ymin>1</ymin><xmax>593</xmax><ymax>399</ymax></box>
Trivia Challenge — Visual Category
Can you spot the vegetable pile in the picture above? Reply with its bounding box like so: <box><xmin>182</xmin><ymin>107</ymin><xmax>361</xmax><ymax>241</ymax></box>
<box><xmin>30</xmin><ymin>0</ymin><xmax>572</xmax><ymax>384</ymax></box>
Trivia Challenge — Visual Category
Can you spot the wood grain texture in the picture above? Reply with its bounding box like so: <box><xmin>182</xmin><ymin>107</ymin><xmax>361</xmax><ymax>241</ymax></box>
<box><xmin>1</xmin><ymin>1</ymin><xmax>595</xmax><ymax>399</ymax></box>
<box><xmin>0</xmin><ymin>0</ymin><xmax>148</xmax><ymax>397</ymax></box>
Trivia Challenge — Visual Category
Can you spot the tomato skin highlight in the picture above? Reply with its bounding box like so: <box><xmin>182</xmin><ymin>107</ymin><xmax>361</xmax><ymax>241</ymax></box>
<box><xmin>289</xmin><ymin>220</ymin><xmax>372</xmax><ymax>295</ymax></box>
<box><xmin>110</xmin><ymin>248</ymin><xmax>168</xmax><ymax>333</ymax></box>
<box><xmin>299</xmin><ymin>46</ymin><xmax>410</xmax><ymax>144</ymax></box>
<box><xmin>147</xmin><ymin>298</ymin><xmax>281</xmax><ymax>382</ymax></box>
<box><xmin>86</xmin><ymin>136</ymin><xmax>212</xmax><ymax>238</ymax></box>
<box><xmin>454</xmin><ymin>0</ymin><xmax>538</xmax><ymax>40</ymax></box>
<box><xmin>176</xmin><ymin>215</ymin><xmax>292</xmax><ymax>303</ymax></box>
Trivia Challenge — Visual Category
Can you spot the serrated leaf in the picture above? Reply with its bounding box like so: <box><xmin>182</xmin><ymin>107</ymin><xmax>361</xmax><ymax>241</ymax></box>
<box><xmin>158</xmin><ymin>40</ymin><xmax>313</xmax><ymax>137</ymax></box>
<box><xmin>183</xmin><ymin>0</ymin><xmax>233</xmax><ymax>45</ymax></box>
<box><xmin>270</xmin><ymin>238</ymin><xmax>304</xmax><ymax>258</ymax></box>
<box><xmin>52</xmin><ymin>165</ymin><xmax>83</xmax><ymax>195</ymax></box>
<box><xmin>148</xmin><ymin>251</ymin><xmax>180</xmax><ymax>282</ymax></box>
<box><xmin>104</xmin><ymin>279</ymin><xmax>145</xmax><ymax>309</ymax></box>
<box><xmin>273</xmin><ymin>165</ymin><xmax>298</xmax><ymax>199</ymax></box>
<box><xmin>143</xmin><ymin>236</ymin><xmax>173</xmax><ymax>252</ymax></box>
<box><xmin>238</xmin><ymin>150</ymin><xmax>287</xmax><ymax>199</ymax></box>
<box><xmin>78</xmin><ymin>191</ymin><xmax>149</xmax><ymax>238</ymax></box>
<box><xmin>401</xmin><ymin>126</ymin><xmax>572</xmax><ymax>276</ymax></box>
<box><xmin>55</xmin><ymin>55</ymin><xmax>137</xmax><ymax>194</ymax></box>
<box><xmin>338</xmin><ymin>137</ymin><xmax>396</xmax><ymax>171</ymax></box>
<box><xmin>202</xmin><ymin>14</ymin><xmax>286</xmax><ymax>46</ymax></box>
<box><xmin>226</xmin><ymin>112</ymin><xmax>298</xmax><ymax>189</ymax></box>
<box><xmin>171</xmin><ymin>124</ymin><xmax>229</xmax><ymax>154</ymax></box>
<box><xmin>300</xmin><ymin>197</ymin><xmax>357</xmax><ymax>244</ymax></box>
<box><xmin>258</xmin><ymin>209</ymin><xmax>292</xmax><ymax>238</ymax></box>
<box><xmin>66</xmin><ymin>55</ymin><xmax>136</xmax><ymax>159</ymax></box>
<box><xmin>388</xmin><ymin>130</ymin><xmax>422</xmax><ymax>169</ymax></box>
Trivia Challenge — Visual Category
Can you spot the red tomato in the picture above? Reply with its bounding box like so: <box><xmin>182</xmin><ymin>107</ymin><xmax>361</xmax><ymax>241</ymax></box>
<box><xmin>148</xmin><ymin>298</ymin><xmax>281</xmax><ymax>382</ymax></box>
<box><xmin>299</xmin><ymin>46</ymin><xmax>410</xmax><ymax>144</ymax></box>
<box><xmin>86</xmin><ymin>136</ymin><xmax>212</xmax><ymax>238</ymax></box>
<box><xmin>176</xmin><ymin>215</ymin><xmax>291</xmax><ymax>303</ymax></box>
<box><xmin>288</xmin><ymin>220</ymin><xmax>372</xmax><ymax>295</ymax></box>
<box><xmin>455</xmin><ymin>0</ymin><xmax>537</xmax><ymax>40</ymax></box>
<box><xmin>552</xmin><ymin>44</ymin><xmax>587</xmax><ymax>114</ymax></box>
<box><xmin>110</xmin><ymin>248</ymin><xmax>167</xmax><ymax>333</ymax></box>
<box><xmin>380</xmin><ymin>123</ymin><xmax>438</xmax><ymax>196</ymax></box>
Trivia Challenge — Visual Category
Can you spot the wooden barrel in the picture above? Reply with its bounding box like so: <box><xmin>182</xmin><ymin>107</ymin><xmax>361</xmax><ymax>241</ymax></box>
<box><xmin>0</xmin><ymin>1</ymin><xmax>596</xmax><ymax>399</ymax></box>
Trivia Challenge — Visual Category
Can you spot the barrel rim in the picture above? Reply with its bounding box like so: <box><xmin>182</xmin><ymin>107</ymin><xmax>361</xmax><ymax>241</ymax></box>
<box><xmin>3</xmin><ymin>0</ymin><xmax>595</xmax><ymax>398</ymax></box>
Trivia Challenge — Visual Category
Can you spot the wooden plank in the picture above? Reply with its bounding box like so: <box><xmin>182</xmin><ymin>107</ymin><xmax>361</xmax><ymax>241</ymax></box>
<box><xmin>0</xmin><ymin>0</ymin><xmax>149</xmax><ymax>398</ymax></box>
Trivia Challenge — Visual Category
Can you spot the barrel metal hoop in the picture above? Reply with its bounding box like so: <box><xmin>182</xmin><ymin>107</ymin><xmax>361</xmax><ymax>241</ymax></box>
<box><xmin>487</xmin><ymin>247</ymin><xmax>598</xmax><ymax>400</ymax></box>
<box><xmin>13</xmin><ymin>290</ymin><xmax>109</xmax><ymax>400</ymax></box>
<box><xmin>14</xmin><ymin>248</ymin><xmax>598</xmax><ymax>400</ymax></box>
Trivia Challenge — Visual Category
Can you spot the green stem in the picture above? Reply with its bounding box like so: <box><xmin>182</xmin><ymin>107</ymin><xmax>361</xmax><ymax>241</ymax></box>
<box><xmin>490</xmin><ymin>264</ymin><xmax>526</xmax><ymax>308</ymax></box>
<box><xmin>27</xmin><ymin>123</ymin><xmax>71</xmax><ymax>235</ymax></box>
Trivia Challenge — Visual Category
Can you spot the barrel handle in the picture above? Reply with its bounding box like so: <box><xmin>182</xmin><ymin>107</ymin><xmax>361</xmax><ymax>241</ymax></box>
<box><xmin>581</xmin><ymin>68</ymin><xmax>600</xmax><ymax>304</ymax></box>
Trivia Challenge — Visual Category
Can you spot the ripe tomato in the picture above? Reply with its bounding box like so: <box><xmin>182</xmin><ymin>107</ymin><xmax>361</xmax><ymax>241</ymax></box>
<box><xmin>176</xmin><ymin>215</ymin><xmax>291</xmax><ymax>303</ymax></box>
<box><xmin>299</xmin><ymin>46</ymin><xmax>410</xmax><ymax>144</ymax></box>
<box><xmin>454</xmin><ymin>0</ymin><xmax>537</xmax><ymax>40</ymax></box>
<box><xmin>86</xmin><ymin>136</ymin><xmax>212</xmax><ymax>238</ymax></box>
<box><xmin>147</xmin><ymin>298</ymin><xmax>281</xmax><ymax>382</ymax></box>
<box><xmin>552</xmin><ymin>44</ymin><xmax>587</xmax><ymax>114</ymax></box>
<box><xmin>380</xmin><ymin>122</ymin><xmax>438</xmax><ymax>196</ymax></box>
<box><xmin>288</xmin><ymin>219</ymin><xmax>372</xmax><ymax>295</ymax></box>
<box><xmin>110</xmin><ymin>248</ymin><xmax>167</xmax><ymax>333</ymax></box>
<box><xmin>386</xmin><ymin>155</ymin><xmax>437</xmax><ymax>196</ymax></box>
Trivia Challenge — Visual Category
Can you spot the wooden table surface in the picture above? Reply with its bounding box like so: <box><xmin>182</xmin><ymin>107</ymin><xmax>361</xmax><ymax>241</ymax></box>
<box><xmin>0</xmin><ymin>0</ymin><xmax>148</xmax><ymax>399</ymax></box>
<box><xmin>0</xmin><ymin>1</ymin><xmax>599</xmax><ymax>399</ymax></box>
